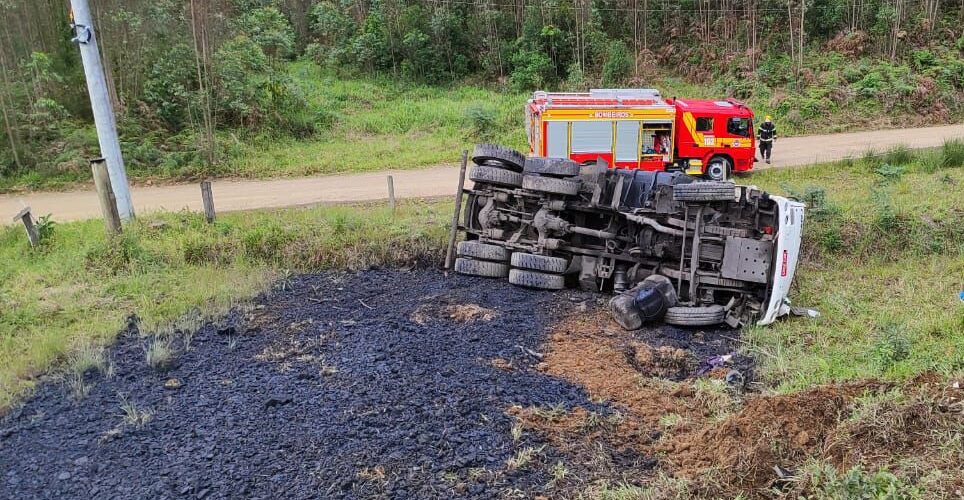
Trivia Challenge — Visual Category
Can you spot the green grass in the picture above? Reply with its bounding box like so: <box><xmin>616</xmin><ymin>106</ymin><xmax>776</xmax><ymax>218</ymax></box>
<box><xmin>230</xmin><ymin>61</ymin><xmax>528</xmax><ymax>178</ymax></box>
<box><xmin>0</xmin><ymin>199</ymin><xmax>449</xmax><ymax>411</ymax></box>
<box><xmin>743</xmin><ymin>142</ymin><xmax>964</xmax><ymax>392</ymax></box>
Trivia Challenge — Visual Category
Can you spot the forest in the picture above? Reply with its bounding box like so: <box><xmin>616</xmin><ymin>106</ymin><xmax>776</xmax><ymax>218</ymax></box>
<box><xmin>0</xmin><ymin>0</ymin><xmax>962</xmax><ymax>189</ymax></box>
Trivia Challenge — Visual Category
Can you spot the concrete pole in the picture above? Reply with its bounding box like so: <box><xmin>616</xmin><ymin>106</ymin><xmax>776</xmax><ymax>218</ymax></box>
<box><xmin>70</xmin><ymin>0</ymin><xmax>134</xmax><ymax>221</ymax></box>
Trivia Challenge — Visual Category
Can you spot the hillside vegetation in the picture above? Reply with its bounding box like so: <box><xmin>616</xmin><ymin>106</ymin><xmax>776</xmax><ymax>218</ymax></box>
<box><xmin>0</xmin><ymin>0</ymin><xmax>962</xmax><ymax>191</ymax></box>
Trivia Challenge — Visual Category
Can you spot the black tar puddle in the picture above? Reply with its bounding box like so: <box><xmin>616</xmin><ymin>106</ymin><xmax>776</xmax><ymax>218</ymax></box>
<box><xmin>0</xmin><ymin>269</ymin><xmax>608</xmax><ymax>499</ymax></box>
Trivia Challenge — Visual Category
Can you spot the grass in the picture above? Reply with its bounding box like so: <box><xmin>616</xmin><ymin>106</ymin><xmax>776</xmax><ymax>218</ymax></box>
<box><xmin>0</xmin><ymin>199</ymin><xmax>449</xmax><ymax>411</ymax></box>
<box><xmin>223</xmin><ymin>61</ymin><xmax>529</xmax><ymax>179</ymax></box>
<box><xmin>119</xmin><ymin>396</ymin><xmax>154</xmax><ymax>428</ymax></box>
<box><xmin>743</xmin><ymin>142</ymin><xmax>964</xmax><ymax>392</ymax></box>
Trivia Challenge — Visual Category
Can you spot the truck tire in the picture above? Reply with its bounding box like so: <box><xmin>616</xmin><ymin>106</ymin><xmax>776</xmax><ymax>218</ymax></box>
<box><xmin>454</xmin><ymin>257</ymin><xmax>509</xmax><ymax>278</ymax></box>
<box><xmin>470</xmin><ymin>165</ymin><xmax>522</xmax><ymax>188</ymax></box>
<box><xmin>705</xmin><ymin>156</ymin><xmax>731</xmax><ymax>181</ymax></box>
<box><xmin>521</xmin><ymin>175</ymin><xmax>581</xmax><ymax>195</ymax></box>
<box><xmin>508</xmin><ymin>269</ymin><xmax>566</xmax><ymax>290</ymax></box>
<box><xmin>523</xmin><ymin>157</ymin><xmax>581</xmax><ymax>177</ymax></box>
<box><xmin>510</xmin><ymin>252</ymin><xmax>568</xmax><ymax>273</ymax></box>
<box><xmin>673</xmin><ymin>181</ymin><xmax>736</xmax><ymax>202</ymax></box>
<box><xmin>664</xmin><ymin>305</ymin><xmax>726</xmax><ymax>326</ymax></box>
<box><xmin>457</xmin><ymin>240</ymin><xmax>510</xmax><ymax>261</ymax></box>
<box><xmin>472</xmin><ymin>144</ymin><xmax>524</xmax><ymax>172</ymax></box>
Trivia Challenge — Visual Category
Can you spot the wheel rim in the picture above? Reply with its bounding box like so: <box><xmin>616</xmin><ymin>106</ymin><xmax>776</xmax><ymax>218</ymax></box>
<box><xmin>708</xmin><ymin>161</ymin><xmax>726</xmax><ymax>180</ymax></box>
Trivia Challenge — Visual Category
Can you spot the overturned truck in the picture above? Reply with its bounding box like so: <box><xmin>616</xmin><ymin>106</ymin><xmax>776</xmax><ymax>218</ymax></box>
<box><xmin>447</xmin><ymin>144</ymin><xmax>805</xmax><ymax>328</ymax></box>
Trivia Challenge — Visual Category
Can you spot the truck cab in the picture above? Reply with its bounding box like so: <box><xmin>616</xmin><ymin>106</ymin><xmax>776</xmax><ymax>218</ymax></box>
<box><xmin>668</xmin><ymin>98</ymin><xmax>756</xmax><ymax>180</ymax></box>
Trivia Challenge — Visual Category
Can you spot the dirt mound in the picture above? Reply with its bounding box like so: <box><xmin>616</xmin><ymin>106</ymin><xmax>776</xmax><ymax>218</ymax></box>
<box><xmin>524</xmin><ymin>307</ymin><xmax>964</xmax><ymax>498</ymax></box>
<box><xmin>630</xmin><ymin>344</ymin><xmax>696</xmax><ymax>379</ymax></box>
<box><xmin>663</xmin><ymin>383</ymin><xmax>867</xmax><ymax>491</ymax></box>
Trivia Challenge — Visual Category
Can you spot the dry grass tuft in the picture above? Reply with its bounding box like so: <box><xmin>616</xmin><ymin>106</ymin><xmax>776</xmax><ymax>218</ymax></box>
<box><xmin>62</xmin><ymin>344</ymin><xmax>112</xmax><ymax>400</ymax></box>
<box><xmin>144</xmin><ymin>336</ymin><xmax>174</xmax><ymax>371</ymax></box>
<box><xmin>119</xmin><ymin>396</ymin><xmax>153</xmax><ymax>428</ymax></box>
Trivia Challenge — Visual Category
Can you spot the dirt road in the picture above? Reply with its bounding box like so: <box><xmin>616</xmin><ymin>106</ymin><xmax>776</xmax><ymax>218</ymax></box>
<box><xmin>2</xmin><ymin>124</ymin><xmax>962</xmax><ymax>224</ymax></box>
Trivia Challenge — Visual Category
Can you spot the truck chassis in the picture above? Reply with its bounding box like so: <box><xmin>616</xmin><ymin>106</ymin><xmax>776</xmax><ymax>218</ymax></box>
<box><xmin>446</xmin><ymin>144</ymin><xmax>804</xmax><ymax>327</ymax></box>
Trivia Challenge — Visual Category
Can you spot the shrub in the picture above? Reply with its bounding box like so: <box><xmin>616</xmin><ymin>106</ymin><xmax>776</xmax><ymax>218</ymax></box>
<box><xmin>35</xmin><ymin>215</ymin><xmax>56</xmax><ymax>245</ymax></box>
<box><xmin>142</xmin><ymin>44</ymin><xmax>197</xmax><ymax>129</ymax></box>
<box><xmin>873</xmin><ymin>164</ymin><xmax>906</xmax><ymax>182</ymax></box>
<box><xmin>214</xmin><ymin>36</ymin><xmax>270</xmax><ymax>124</ymax></box>
<box><xmin>601</xmin><ymin>41</ymin><xmax>632</xmax><ymax>86</ymax></box>
<box><xmin>465</xmin><ymin>104</ymin><xmax>497</xmax><ymax>139</ymax></box>
<box><xmin>509</xmin><ymin>48</ymin><xmax>553</xmax><ymax>91</ymax></box>
<box><xmin>238</xmin><ymin>7</ymin><xmax>295</xmax><ymax>60</ymax></box>
<box><xmin>872</xmin><ymin>323</ymin><xmax>912</xmax><ymax>370</ymax></box>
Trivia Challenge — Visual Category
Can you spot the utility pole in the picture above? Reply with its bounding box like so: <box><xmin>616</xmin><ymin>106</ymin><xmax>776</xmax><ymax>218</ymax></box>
<box><xmin>69</xmin><ymin>0</ymin><xmax>134</xmax><ymax>221</ymax></box>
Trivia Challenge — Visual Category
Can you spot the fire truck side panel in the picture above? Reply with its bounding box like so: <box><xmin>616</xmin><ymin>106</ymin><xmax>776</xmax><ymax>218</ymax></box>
<box><xmin>539</xmin><ymin>107</ymin><xmax>677</xmax><ymax>171</ymax></box>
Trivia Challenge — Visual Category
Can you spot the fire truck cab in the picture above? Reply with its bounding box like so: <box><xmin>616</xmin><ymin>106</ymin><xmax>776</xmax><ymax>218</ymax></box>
<box><xmin>526</xmin><ymin>89</ymin><xmax>756</xmax><ymax>180</ymax></box>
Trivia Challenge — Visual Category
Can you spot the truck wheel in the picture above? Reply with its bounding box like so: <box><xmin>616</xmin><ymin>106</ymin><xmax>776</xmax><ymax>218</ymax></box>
<box><xmin>457</xmin><ymin>240</ymin><xmax>510</xmax><ymax>261</ymax></box>
<box><xmin>523</xmin><ymin>157</ymin><xmax>581</xmax><ymax>177</ymax></box>
<box><xmin>510</xmin><ymin>252</ymin><xmax>568</xmax><ymax>273</ymax></box>
<box><xmin>470</xmin><ymin>165</ymin><xmax>522</xmax><ymax>188</ymax></box>
<box><xmin>472</xmin><ymin>144</ymin><xmax>524</xmax><ymax>172</ymax></box>
<box><xmin>664</xmin><ymin>305</ymin><xmax>726</xmax><ymax>326</ymax></box>
<box><xmin>705</xmin><ymin>157</ymin><xmax>731</xmax><ymax>181</ymax></box>
<box><xmin>508</xmin><ymin>269</ymin><xmax>566</xmax><ymax>290</ymax></box>
<box><xmin>454</xmin><ymin>257</ymin><xmax>509</xmax><ymax>278</ymax></box>
<box><xmin>521</xmin><ymin>175</ymin><xmax>581</xmax><ymax>195</ymax></box>
<box><xmin>673</xmin><ymin>181</ymin><xmax>736</xmax><ymax>202</ymax></box>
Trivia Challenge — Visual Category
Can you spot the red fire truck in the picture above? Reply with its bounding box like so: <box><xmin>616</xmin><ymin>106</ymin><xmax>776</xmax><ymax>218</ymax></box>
<box><xmin>525</xmin><ymin>89</ymin><xmax>756</xmax><ymax>180</ymax></box>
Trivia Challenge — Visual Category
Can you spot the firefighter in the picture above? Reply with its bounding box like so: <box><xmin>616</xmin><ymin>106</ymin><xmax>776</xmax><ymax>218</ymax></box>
<box><xmin>757</xmin><ymin>115</ymin><xmax>777</xmax><ymax>164</ymax></box>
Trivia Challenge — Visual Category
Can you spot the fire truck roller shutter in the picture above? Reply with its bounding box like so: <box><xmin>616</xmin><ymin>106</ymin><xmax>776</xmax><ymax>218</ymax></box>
<box><xmin>546</xmin><ymin>121</ymin><xmax>568</xmax><ymax>158</ymax></box>
<box><xmin>615</xmin><ymin>121</ymin><xmax>640</xmax><ymax>163</ymax></box>
<box><xmin>571</xmin><ymin>121</ymin><xmax>613</xmax><ymax>153</ymax></box>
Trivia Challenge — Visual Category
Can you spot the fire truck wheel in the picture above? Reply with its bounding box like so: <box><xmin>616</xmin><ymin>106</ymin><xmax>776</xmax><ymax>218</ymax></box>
<box><xmin>470</xmin><ymin>165</ymin><xmax>523</xmax><ymax>187</ymax></box>
<box><xmin>705</xmin><ymin>157</ymin><xmax>731</xmax><ymax>181</ymax></box>
<box><xmin>663</xmin><ymin>305</ymin><xmax>726</xmax><ymax>326</ymax></box>
<box><xmin>521</xmin><ymin>175</ymin><xmax>581</xmax><ymax>195</ymax></box>
<box><xmin>454</xmin><ymin>257</ymin><xmax>510</xmax><ymax>278</ymax></box>
<box><xmin>672</xmin><ymin>181</ymin><xmax>737</xmax><ymax>202</ymax></box>
<box><xmin>523</xmin><ymin>157</ymin><xmax>581</xmax><ymax>177</ymax></box>
<box><xmin>457</xmin><ymin>240</ymin><xmax>510</xmax><ymax>261</ymax></box>
<box><xmin>508</xmin><ymin>269</ymin><xmax>566</xmax><ymax>290</ymax></box>
<box><xmin>472</xmin><ymin>144</ymin><xmax>525</xmax><ymax>171</ymax></box>
<box><xmin>510</xmin><ymin>252</ymin><xmax>569</xmax><ymax>273</ymax></box>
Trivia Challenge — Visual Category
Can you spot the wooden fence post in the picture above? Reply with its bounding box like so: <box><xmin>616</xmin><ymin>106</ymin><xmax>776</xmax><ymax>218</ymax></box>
<box><xmin>90</xmin><ymin>158</ymin><xmax>122</xmax><ymax>235</ymax></box>
<box><xmin>200</xmin><ymin>180</ymin><xmax>215</xmax><ymax>223</ymax></box>
<box><xmin>444</xmin><ymin>150</ymin><xmax>470</xmax><ymax>270</ymax></box>
<box><xmin>12</xmin><ymin>207</ymin><xmax>40</xmax><ymax>247</ymax></box>
<box><xmin>387</xmin><ymin>175</ymin><xmax>395</xmax><ymax>217</ymax></box>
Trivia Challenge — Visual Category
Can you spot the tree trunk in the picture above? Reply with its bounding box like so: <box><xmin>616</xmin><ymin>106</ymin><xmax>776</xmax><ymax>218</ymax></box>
<box><xmin>0</xmin><ymin>48</ymin><xmax>23</xmax><ymax>171</ymax></box>
<box><xmin>190</xmin><ymin>0</ymin><xmax>216</xmax><ymax>166</ymax></box>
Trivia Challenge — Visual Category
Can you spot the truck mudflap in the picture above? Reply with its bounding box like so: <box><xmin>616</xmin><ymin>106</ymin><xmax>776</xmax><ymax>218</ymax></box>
<box><xmin>757</xmin><ymin>196</ymin><xmax>806</xmax><ymax>325</ymax></box>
